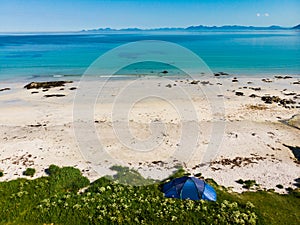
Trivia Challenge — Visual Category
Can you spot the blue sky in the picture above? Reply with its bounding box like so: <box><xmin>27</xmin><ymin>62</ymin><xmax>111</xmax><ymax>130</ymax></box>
<box><xmin>0</xmin><ymin>0</ymin><xmax>299</xmax><ymax>32</ymax></box>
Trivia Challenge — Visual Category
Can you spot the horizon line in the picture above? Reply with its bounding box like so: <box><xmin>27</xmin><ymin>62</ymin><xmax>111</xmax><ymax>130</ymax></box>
<box><xmin>0</xmin><ymin>23</ymin><xmax>299</xmax><ymax>33</ymax></box>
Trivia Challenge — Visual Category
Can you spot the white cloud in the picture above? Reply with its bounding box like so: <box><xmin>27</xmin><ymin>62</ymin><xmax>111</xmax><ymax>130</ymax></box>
<box><xmin>264</xmin><ymin>13</ymin><xmax>269</xmax><ymax>17</ymax></box>
<box><xmin>256</xmin><ymin>13</ymin><xmax>260</xmax><ymax>17</ymax></box>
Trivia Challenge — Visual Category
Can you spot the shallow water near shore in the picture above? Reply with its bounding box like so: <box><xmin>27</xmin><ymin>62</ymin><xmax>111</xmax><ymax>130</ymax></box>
<box><xmin>0</xmin><ymin>30</ymin><xmax>299</xmax><ymax>81</ymax></box>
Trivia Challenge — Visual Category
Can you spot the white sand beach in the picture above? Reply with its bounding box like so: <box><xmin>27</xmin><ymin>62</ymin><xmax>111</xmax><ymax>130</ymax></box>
<box><xmin>0</xmin><ymin>75</ymin><xmax>299</xmax><ymax>193</ymax></box>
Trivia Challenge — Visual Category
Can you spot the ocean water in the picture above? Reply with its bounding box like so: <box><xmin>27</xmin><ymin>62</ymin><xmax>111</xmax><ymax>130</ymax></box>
<box><xmin>0</xmin><ymin>30</ymin><xmax>299</xmax><ymax>81</ymax></box>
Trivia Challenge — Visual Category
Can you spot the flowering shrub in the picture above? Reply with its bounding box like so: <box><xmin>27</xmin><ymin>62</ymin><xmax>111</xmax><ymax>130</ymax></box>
<box><xmin>30</xmin><ymin>177</ymin><xmax>257</xmax><ymax>224</ymax></box>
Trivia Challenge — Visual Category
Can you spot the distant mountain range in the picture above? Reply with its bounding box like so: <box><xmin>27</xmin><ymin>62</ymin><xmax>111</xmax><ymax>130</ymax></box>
<box><xmin>82</xmin><ymin>24</ymin><xmax>300</xmax><ymax>32</ymax></box>
<box><xmin>293</xmin><ymin>24</ymin><xmax>300</xmax><ymax>29</ymax></box>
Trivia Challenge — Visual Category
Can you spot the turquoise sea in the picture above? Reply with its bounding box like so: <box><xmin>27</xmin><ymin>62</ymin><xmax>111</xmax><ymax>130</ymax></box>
<box><xmin>0</xmin><ymin>30</ymin><xmax>299</xmax><ymax>81</ymax></box>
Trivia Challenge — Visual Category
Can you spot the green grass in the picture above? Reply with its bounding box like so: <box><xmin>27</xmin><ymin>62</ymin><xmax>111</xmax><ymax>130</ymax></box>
<box><xmin>108</xmin><ymin>165</ymin><xmax>156</xmax><ymax>186</ymax></box>
<box><xmin>0</xmin><ymin>165</ymin><xmax>299</xmax><ymax>225</ymax></box>
<box><xmin>211</xmin><ymin>181</ymin><xmax>300</xmax><ymax>225</ymax></box>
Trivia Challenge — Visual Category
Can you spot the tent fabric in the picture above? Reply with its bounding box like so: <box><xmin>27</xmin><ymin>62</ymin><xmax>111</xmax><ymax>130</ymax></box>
<box><xmin>202</xmin><ymin>184</ymin><xmax>217</xmax><ymax>201</ymax></box>
<box><xmin>162</xmin><ymin>176</ymin><xmax>217</xmax><ymax>201</ymax></box>
<box><xmin>180</xmin><ymin>179</ymin><xmax>199</xmax><ymax>200</ymax></box>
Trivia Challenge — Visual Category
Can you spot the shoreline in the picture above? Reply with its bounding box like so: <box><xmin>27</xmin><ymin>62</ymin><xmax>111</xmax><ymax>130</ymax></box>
<box><xmin>0</xmin><ymin>74</ymin><xmax>299</xmax><ymax>193</ymax></box>
<box><xmin>1</xmin><ymin>72</ymin><xmax>300</xmax><ymax>84</ymax></box>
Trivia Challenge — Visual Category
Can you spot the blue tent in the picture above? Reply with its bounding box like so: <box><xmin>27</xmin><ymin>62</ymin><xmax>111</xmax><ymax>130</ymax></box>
<box><xmin>162</xmin><ymin>176</ymin><xmax>217</xmax><ymax>201</ymax></box>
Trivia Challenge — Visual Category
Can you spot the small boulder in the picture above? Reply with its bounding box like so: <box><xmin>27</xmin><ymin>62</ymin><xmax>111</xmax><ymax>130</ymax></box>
<box><xmin>262</xmin><ymin>78</ymin><xmax>272</xmax><ymax>83</ymax></box>
<box><xmin>249</xmin><ymin>94</ymin><xmax>259</xmax><ymax>98</ymax></box>
<box><xmin>235</xmin><ymin>92</ymin><xmax>244</xmax><ymax>96</ymax></box>
<box><xmin>190</xmin><ymin>80</ymin><xmax>200</xmax><ymax>84</ymax></box>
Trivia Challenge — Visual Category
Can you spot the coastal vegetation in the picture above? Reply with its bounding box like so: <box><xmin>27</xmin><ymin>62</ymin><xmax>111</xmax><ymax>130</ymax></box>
<box><xmin>23</xmin><ymin>168</ymin><xmax>36</xmax><ymax>177</ymax></box>
<box><xmin>236</xmin><ymin>179</ymin><xmax>259</xmax><ymax>190</ymax></box>
<box><xmin>0</xmin><ymin>165</ymin><xmax>299</xmax><ymax>224</ymax></box>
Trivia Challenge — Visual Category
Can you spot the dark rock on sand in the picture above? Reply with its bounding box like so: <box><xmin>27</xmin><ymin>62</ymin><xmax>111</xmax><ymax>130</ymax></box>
<box><xmin>293</xmin><ymin>81</ymin><xmax>300</xmax><ymax>85</ymax></box>
<box><xmin>261</xmin><ymin>95</ymin><xmax>296</xmax><ymax>107</ymax></box>
<box><xmin>210</xmin><ymin>156</ymin><xmax>266</xmax><ymax>169</ymax></box>
<box><xmin>279</xmin><ymin>99</ymin><xmax>296</xmax><ymax>105</ymax></box>
<box><xmin>220</xmin><ymin>72</ymin><xmax>229</xmax><ymax>75</ymax></box>
<box><xmin>294</xmin><ymin>95</ymin><xmax>300</xmax><ymax>99</ymax></box>
<box><xmin>200</xmin><ymin>81</ymin><xmax>211</xmax><ymax>85</ymax></box>
<box><xmin>261</xmin><ymin>96</ymin><xmax>281</xmax><ymax>104</ymax></box>
<box><xmin>232</xmin><ymin>77</ymin><xmax>238</xmax><ymax>82</ymax></box>
<box><xmin>24</xmin><ymin>81</ymin><xmax>72</xmax><ymax>89</ymax></box>
<box><xmin>165</xmin><ymin>84</ymin><xmax>172</xmax><ymax>88</ymax></box>
<box><xmin>275</xmin><ymin>76</ymin><xmax>283</xmax><ymax>79</ymax></box>
<box><xmin>44</xmin><ymin>94</ymin><xmax>66</xmax><ymax>98</ymax></box>
<box><xmin>151</xmin><ymin>160</ymin><xmax>165</xmax><ymax>165</ymax></box>
<box><xmin>214</xmin><ymin>72</ymin><xmax>229</xmax><ymax>77</ymax></box>
<box><xmin>0</xmin><ymin>88</ymin><xmax>10</xmax><ymax>92</ymax></box>
<box><xmin>274</xmin><ymin>75</ymin><xmax>292</xmax><ymax>79</ymax></box>
<box><xmin>28</xmin><ymin>124</ymin><xmax>46</xmax><ymax>127</ymax></box>
<box><xmin>190</xmin><ymin>80</ymin><xmax>200</xmax><ymax>84</ymax></box>
<box><xmin>262</xmin><ymin>78</ymin><xmax>272</xmax><ymax>83</ymax></box>
<box><xmin>235</xmin><ymin>92</ymin><xmax>244</xmax><ymax>96</ymax></box>
<box><xmin>283</xmin><ymin>92</ymin><xmax>296</xmax><ymax>96</ymax></box>
<box><xmin>249</xmin><ymin>94</ymin><xmax>259</xmax><ymax>98</ymax></box>
<box><xmin>70</xmin><ymin>87</ymin><xmax>77</xmax><ymax>90</ymax></box>
<box><xmin>249</xmin><ymin>87</ymin><xmax>261</xmax><ymax>91</ymax></box>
